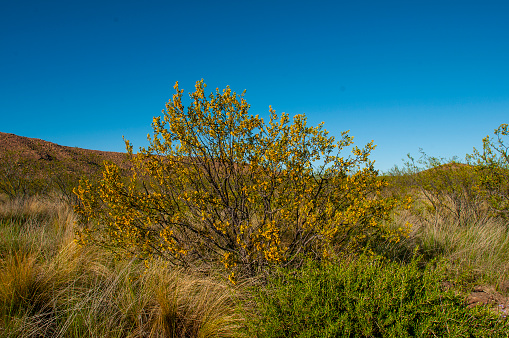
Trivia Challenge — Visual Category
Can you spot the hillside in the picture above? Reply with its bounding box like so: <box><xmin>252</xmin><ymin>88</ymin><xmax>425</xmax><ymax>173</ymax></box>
<box><xmin>0</xmin><ymin>132</ymin><xmax>130</xmax><ymax>175</ymax></box>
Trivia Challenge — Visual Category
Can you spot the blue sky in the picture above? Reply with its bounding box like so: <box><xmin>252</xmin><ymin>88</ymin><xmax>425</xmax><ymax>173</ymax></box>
<box><xmin>1</xmin><ymin>0</ymin><xmax>508</xmax><ymax>172</ymax></box>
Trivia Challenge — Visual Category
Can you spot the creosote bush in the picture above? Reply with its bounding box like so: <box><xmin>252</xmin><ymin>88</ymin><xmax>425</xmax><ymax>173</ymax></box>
<box><xmin>75</xmin><ymin>80</ymin><xmax>409</xmax><ymax>279</ymax></box>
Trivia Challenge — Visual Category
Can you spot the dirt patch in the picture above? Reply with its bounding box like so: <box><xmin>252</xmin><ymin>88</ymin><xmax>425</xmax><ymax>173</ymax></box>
<box><xmin>442</xmin><ymin>281</ymin><xmax>509</xmax><ymax>317</ymax></box>
<box><xmin>466</xmin><ymin>285</ymin><xmax>509</xmax><ymax>317</ymax></box>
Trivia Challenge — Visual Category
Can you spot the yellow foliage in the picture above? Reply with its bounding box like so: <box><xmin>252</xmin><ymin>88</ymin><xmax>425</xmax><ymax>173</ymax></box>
<box><xmin>469</xmin><ymin>124</ymin><xmax>509</xmax><ymax>218</ymax></box>
<box><xmin>74</xmin><ymin>80</ymin><xmax>406</xmax><ymax>277</ymax></box>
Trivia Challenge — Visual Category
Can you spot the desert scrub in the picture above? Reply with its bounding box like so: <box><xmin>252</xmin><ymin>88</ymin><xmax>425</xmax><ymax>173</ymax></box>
<box><xmin>74</xmin><ymin>80</ymin><xmax>408</xmax><ymax>279</ymax></box>
<box><xmin>386</xmin><ymin>150</ymin><xmax>488</xmax><ymax>227</ymax></box>
<box><xmin>245</xmin><ymin>254</ymin><xmax>508</xmax><ymax>338</ymax></box>
<box><xmin>0</xmin><ymin>151</ymin><xmax>50</xmax><ymax>201</ymax></box>
<box><xmin>380</xmin><ymin>127</ymin><xmax>509</xmax><ymax>285</ymax></box>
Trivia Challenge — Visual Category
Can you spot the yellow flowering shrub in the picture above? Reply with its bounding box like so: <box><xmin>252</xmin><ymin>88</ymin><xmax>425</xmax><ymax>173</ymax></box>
<box><xmin>468</xmin><ymin>123</ymin><xmax>509</xmax><ymax>218</ymax></box>
<box><xmin>74</xmin><ymin>80</ymin><xmax>406</xmax><ymax>277</ymax></box>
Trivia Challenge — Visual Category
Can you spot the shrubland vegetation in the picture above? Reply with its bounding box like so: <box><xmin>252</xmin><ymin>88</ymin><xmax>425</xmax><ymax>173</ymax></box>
<box><xmin>0</xmin><ymin>82</ymin><xmax>508</xmax><ymax>337</ymax></box>
<box><xmin>383</xmin><ymin>126</ymin><xmax>509</xmax><ymax>287</ymax></box>
<box><xmin>248</xmin><ymin>255</ymin><xmax>505</xmax><ymax>337</ymax></box>
<box><xmin>74</xmin><ymin>80</ymin><xmax>408</xmax><ymax>281</ymax></box>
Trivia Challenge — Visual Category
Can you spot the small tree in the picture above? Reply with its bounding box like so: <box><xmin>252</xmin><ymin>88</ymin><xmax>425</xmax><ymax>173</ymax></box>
<box><xmin>74</xmin><ymin>80</ymin><xmax>406</xmax><ymax>278</ymax></box>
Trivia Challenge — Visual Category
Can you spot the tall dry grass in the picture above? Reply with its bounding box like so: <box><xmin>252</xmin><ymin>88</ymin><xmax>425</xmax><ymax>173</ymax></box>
<box><xmin>0</xmin><ymin>196</ymin><xmax>246</xmax><ymax>337</ymax></box>
<box><xmin>2</xmin><ymin>184</ymin><xmax>509</xmax><ymax>336</ymax></box>
<box><xmin>382</xmin><ymin>191</ymin><xmax>509</xmax><ymax>290</ymax></box>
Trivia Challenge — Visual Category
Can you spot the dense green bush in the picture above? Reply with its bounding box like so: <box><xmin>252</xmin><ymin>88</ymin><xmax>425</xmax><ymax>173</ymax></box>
<box><xmin>245</xmin><ymin>254</ymin><xmax>507</xmax><ymax>337</ymax></box>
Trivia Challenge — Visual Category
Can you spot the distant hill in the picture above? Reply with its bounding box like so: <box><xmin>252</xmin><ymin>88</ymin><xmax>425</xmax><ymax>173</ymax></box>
<box><xmin>0</xmin><ymin>132</ymin><xmax>130</xmax><ymax>176</ymax></box>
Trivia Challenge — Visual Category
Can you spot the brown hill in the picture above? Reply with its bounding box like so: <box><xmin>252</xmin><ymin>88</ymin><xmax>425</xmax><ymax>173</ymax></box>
<box><xmin>0</xmin><ymin>132</ymin><xmax>130</xmax><ymax>177</ymax></box>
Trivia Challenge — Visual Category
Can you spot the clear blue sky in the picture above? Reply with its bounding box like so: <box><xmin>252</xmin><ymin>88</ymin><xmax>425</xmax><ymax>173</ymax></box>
<box><xmin>1</xmin><ymin>0</ymin><xmax>508</xmax><ymax>172</ymax></box>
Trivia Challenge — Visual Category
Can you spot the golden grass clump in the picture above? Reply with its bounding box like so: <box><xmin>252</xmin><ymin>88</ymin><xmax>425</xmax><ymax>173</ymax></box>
<box><xmin>0</xmin><ymin>196</ymin><xmax>246</xmax><ymax>337</ymax></box>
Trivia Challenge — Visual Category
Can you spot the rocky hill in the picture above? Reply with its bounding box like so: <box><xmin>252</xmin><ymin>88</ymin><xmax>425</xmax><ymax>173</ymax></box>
<box><xmin>0</xmin><ymin>132</ymin><xmax>130</xmax><ymax>175</ymax></box>
<box><xmin>0</xmin><ymin>132</ymin><xmax>134</xmax><ymax>199</ymax></box>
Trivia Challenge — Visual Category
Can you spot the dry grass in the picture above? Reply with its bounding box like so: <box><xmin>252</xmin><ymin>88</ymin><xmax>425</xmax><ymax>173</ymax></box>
<box><xmin>0</xmin><ymin>196</ymin><xmax>246</xmax><ymax>337</ymax></box>
<box><xmin>2</xmin><ymin>187</ymin><xmax>509</xmax><ymax>336</ymax></box>
<box><xmin>384</xmin><ymin>193</ymin><xmax>509</xmax><ymax>289</ymax></box>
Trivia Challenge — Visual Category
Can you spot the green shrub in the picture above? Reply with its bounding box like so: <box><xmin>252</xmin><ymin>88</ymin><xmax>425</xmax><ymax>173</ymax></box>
<box><xmin>246</xmin><ymin>254</ymin><xmax>507</xmax><ymax>337</ymax></box>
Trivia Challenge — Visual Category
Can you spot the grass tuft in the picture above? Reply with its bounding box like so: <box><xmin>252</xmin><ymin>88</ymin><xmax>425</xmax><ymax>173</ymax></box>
<box><xmin>0</xmin><ymin>197</ymin><xmax>245</xmax><ymax>337</ymax></box>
